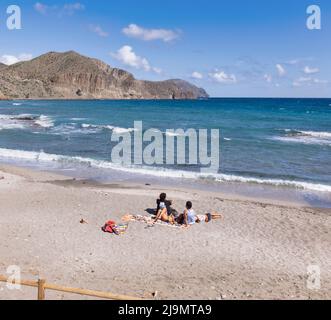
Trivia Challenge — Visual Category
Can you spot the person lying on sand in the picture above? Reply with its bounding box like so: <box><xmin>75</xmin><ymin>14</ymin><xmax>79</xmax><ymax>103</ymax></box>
<box><xmin>176</xmin><ymin>201</ymin><xmax>223</xmax><ymax>227</ymax></box>
<box><xmin>153</xmin><ymin>193</ymin><xmax>176</xmax><ymax>224</ymax></box>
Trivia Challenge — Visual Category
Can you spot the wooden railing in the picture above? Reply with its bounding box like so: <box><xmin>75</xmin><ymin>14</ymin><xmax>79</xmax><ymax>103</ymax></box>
<box><xmin>0</xmin><ymin>275</ymin><xmax>143</xmax><ymax>300</ymax></box>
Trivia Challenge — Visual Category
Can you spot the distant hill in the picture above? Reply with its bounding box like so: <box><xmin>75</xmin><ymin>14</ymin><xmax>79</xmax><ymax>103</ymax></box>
<box><xmin>0</xmin><ymin>51</ymin><xmax>209</xmax><ymax>100</ymax></box>
<box><xmin>0</xmin><ymin>63</ymin><xmax>6</xmax><ymax>99</ymax></box>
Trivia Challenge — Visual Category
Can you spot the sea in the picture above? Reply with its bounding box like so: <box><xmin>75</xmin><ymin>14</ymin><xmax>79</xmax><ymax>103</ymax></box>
<box><xmin>0</xmin><ymin>98</ymin><xmax>330</xmax><ymax>208</ymax></box>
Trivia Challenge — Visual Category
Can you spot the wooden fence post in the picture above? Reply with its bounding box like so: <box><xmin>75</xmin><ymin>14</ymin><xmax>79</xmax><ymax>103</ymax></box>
<box><xmin>38</xmin><ymin>279</ymin><xmax>46</xmax><ymax>300</ymax></box>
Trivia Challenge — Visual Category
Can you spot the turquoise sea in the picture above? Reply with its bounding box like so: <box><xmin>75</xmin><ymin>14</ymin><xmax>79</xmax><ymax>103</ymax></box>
<box><xmin>0</xmin><ymin>98</ymin><xmax>330</xmax><ymax>207</ymax></box>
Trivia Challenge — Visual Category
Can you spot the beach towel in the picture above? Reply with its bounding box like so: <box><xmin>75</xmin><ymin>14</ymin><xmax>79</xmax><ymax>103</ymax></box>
<box><xmin>122</xmin><ymin>214</ymin><xmax>184</xmax><ymax>229</ymax></box>
<box><xmin>112</xmin><ymin>224</ymin><xmax>129</xmax><ymax>235</ymax></box>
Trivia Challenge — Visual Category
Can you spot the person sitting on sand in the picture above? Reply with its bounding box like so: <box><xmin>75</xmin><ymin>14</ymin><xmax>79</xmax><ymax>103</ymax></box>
<box><xmin>177</xmin><ymin>201</ymin><xmax>223</xmax><ymax>227</ymax></box>
<box><xmin>153</xmin><ymin>193</ymin><xmax>176</xmax><ymax>224</ymax></box>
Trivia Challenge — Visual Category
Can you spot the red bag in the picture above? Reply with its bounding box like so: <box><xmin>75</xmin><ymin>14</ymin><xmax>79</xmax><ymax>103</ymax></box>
<box><xmin>102</xmin><ymin>220</ymin><xmax>117</xmax><ymax>234</ymax></box>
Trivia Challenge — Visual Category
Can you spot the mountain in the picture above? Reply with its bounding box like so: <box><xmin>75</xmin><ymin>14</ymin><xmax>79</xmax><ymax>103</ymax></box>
<box><xmin>0</xmin><ymin>63</ymin><xmax>7</xmax><ymax>99</ymax></box>
<box><xmin>0</xmin><ymin>51</ymin><xmax>208</xmax><ymax>100</ymax></box>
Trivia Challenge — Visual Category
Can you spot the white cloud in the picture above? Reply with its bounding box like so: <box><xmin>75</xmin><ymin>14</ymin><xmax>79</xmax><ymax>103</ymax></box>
<box><xmin>286</xmin><ymin>59</ymin><xmax>300</xmax><ymax>65</ymax></box>
<box><xmin>303</xmin><ymin>66</ymin><xmax>319</xmax><ymax>74</ymax></box>
<box><xmin>209</xmin><ymin>71</ymin><xmax>237</xmax><ymax>84</ymax></box>
<box><xmin>89</xmin><ymin>25</ymin><xmax>109</xmax><ymax>37</ymax></box>
<box><xmin>298</xmin><ymin>76</ymin><xmax>312</xmax><ymax>82</ymax></box>
<box><xmin>34</xmin><ymin>2</ymin><xmax>48</xmax><ymax>14</ymax></box>
<box><xmin>293</xmin><ymin>76</ymin><xmax>328</xmax><ymax>87</ymax></box>
<box><xmin>62</xmin><ymin>3</ymin><xmax>85</xmax><ymax>15</ymax></box>
<box><xmin>313</xmin><ymin>79</ymin><xmax>328</xmax><ymax>84</ymax></box>
<box><xmin>111</xmin><ymin>45</ymin><xmax>160</xmax><ymax>73</ymax></box>
<box><xmin>276</xmin><ymin>64</ymin><xmax>286</xmax><ymax>76</ymax></box>
<box><xmin>0</xmin><ymin>53</ymin><xmax>33</xmax><ymax>65</ymax></box>
<box><xmin>34</xmin><ymin>2</ymin><xmax>84</xmax><ymax>16</ymax></box>
<box><xmin>263</xmin><ymin>74</ymin><xmax>272</xmax><ymax>83</ymax></box>
<box><xmin>122</xmin><ymin>24</ymin><xmax>179</xmax><ymax>42</ymax></box>
<box><xmin>152</xmin><ymin>67</ymin><xmax>162</xmax><ymax>74</ymax></box>
<box><xmin>191</xmin><ymin>72</ymin><xmax>203</xmax><ymax>79</ymax></box>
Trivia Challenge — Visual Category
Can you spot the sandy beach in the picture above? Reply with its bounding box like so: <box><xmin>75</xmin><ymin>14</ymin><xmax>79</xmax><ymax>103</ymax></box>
<box><xmin>0</xmin><ymin>164</ymin><xmax>330</xmax><ymax>300</ymax></box>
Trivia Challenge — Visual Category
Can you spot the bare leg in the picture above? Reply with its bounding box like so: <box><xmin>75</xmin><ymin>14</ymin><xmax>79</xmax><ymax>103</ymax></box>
<box><xmin>168</xmin><ymin>214</ymin><xmax>175</xmax><ymax>225</ymax></box>
<box><xmin>153</xmin><ymin>209</ymin><xmax>164</xmax><ymax>223</ymax></box>
<box><xmin>154</xmin><ymin>208</ymin><xmax>167</xmax><ymax>224</ymax></box>
<box><xmin>211</xmin><ymin>212</ymin><xmax>223</xmax><ymax>220</ymax></box>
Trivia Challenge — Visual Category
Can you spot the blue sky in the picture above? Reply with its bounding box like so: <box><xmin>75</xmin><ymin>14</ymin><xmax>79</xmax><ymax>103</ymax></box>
<box><xmin>0</xmin><ymin>0</ymin><xmax>330</xmax><ymax>97</ymax></box>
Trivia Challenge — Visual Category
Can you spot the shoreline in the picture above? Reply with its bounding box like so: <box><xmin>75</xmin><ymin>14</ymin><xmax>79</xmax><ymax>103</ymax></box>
<box><xmin>0</xmin><ymin>162</ymin><xmax>318</xmax><ymax>209</ymax></box>
<box><xmin>1</xmin><ymin>152</ymin><xmax>331</xmax><ymax>209</ymax></box>
<box><xmin>0</xmin><ymin>163</ymin><xmax>330</xmax><ymax>300</ymax></box>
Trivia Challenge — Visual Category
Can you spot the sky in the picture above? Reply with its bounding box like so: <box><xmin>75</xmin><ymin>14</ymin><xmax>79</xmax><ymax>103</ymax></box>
<box><xmin>0</xmin><ymin>0</ymin><xmax>330</xmax><ymax>97</ymax></box>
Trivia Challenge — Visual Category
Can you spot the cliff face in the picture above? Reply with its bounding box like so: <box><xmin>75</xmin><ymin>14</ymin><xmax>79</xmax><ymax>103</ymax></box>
<box><xmin>0</xmin><ymin>51</ymin><xmax>208</xmax><ymax>100</ymax></box>
<box><xmin>0</xmin><ymin>64</ymin><xmax>7</xmax><ymax>99</ymax></box>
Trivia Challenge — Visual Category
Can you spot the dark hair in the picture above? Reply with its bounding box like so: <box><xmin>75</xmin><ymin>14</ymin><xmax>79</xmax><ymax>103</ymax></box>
<box><xmin>160</xmin><ymin>193</ymin><xmax>167</xmax><ymax>202</ymax></box>
<box><xmin>186</xmin><ymin>201</ymin><xmax>193</xmax><ymax>210</ymax></box>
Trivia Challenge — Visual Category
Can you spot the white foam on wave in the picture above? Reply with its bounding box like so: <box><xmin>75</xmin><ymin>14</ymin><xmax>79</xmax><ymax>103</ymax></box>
<box><xmin>214</xmin><ymin>175</ymin><xmax>331</xmax><ymax>193</ymax></box>
<box><xmin>0</xmin><ymin>147</ymin><xmax>331</xmax><ymax>193</ymax></box>
<box><xmin>0</xmin><ymin>114</ymin><xmax>54</xmax><ymax>130</ymax></box>
<box><xmin>0</xmin><ymin>122</ymin><xmax>26</xmax><ymax>130</ymax></box>
<box><xmin>112</xmin><ymin>126</ymin><xmax>136</xmax><ymax>134</ymax></box>
<box><xmin>164</xmin><ymin>131</ymin><xmax>182</xmax><ymax>137</ymax></box>
<box><xmin>81</xmin><ymin>123</ymin><xmax>136</xmax><ymax>134</ymax></box>
<box><xmin>51</xmin><ymin>123</ymin><xmax>99</xmax><ymax>135</ymax></box>
<box><xmin>0</xmin><ymin>114</ymin><xmax>32</xmax><ymax>130</ymax></box>
<box><xmin>12</xmin><ymin>103</ymin><xmax>22</xmax><ymax>106</ymax></box>
<box><xmin>300</xmin><ymin>131</ymin><xmax>331</xmax><ymax>139</ymax></box>
<box><xmin>274</xmin><ymin>129</ymin><xmax>331</xmax><ymax>146</ymax></box>
<box><xmin>34</xmin><ymin>115</ymin><xmax>54</xmax><ymax>128</ymax></box>
<box><xmin>283</xmin><ymin>129</ymin><xmax>331</xmax><ymax>139</ymax></box>
<box><xmin>273</xmin><ymin>136</ymin><xmax>331</xmax><ymax>146</ymax></box>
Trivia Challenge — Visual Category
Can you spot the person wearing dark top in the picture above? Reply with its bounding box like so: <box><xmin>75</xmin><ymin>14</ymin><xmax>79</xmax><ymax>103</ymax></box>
<box><xmin>153</xmin><ymin>193</ymin><xmax>176</xmax><ymax>224</ymax></box>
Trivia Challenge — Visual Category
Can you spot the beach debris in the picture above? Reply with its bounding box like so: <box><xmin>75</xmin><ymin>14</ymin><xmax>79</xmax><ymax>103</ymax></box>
<box><xmin>0</xmin><ymin>176</ymin><xmax>4</xmax><ymax>180</ymax></box>
<box><xmin>80</xmin><ymin>219</ymin><xmax>88</xmax><ymax>224</ymax></box>
<box><xmin>102</xmin><ymin>220</ymin><xmax>129</xmax><ymax>235</ymax></box>
<box><xmin>152</xmin><ymin>291</ymin><xmax>158</xmax><ymax>298</ymax></box>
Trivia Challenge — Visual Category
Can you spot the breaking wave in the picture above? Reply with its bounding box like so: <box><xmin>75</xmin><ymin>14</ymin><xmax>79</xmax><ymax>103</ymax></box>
<box><xmin>0</xmin><ymin>114</ymin><xmax>54</xmax><ymax>130</ymax></box>
<box><xmin>0</xmin><ymin>147</ymin><xmax>330</xmax><ymax>193</ymax></box>
<box><xmin>273</xmin><ymin>129</ymin><xmax>331</xmax><ymax>146</ymax></box>
<box><xmin>81</xmin><ymin>123</ymin><xmax>136</xmax><ymax>134</ymax></box>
